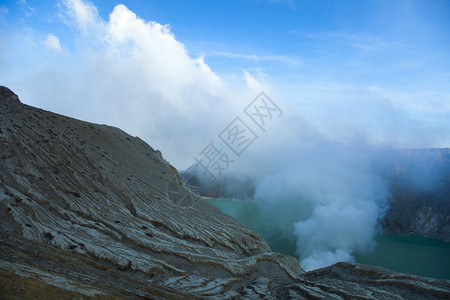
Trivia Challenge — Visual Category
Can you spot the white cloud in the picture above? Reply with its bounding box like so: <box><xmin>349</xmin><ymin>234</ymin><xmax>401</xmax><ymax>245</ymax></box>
<box><xmin>208</xmin><ymin>51</ymin><xmax>300</xmax><ymax>65</ymax></box>
<box><xmin>301</xmin><ymin>32</ymin><xmax>405</xmax><ymax>52</ymax></box>
<box><xmin>101</xmin><ymin>4</ymin><xmax>226</xmax><ymax>112</ymax></box>
<box><xmin>242</xmin><ymin>70</ymin><xmax>262</xmax><ymax>90</ymax></box>
<box><xmin>44</xmin><ymin>34</ymin><xmax>62</xmax><ymax>52</ymax></box>
<box><xmin>60</xmin><ymin>0</ymin><xmax>103</xmax><ymax>35</ymax></box>
<box><xmin>4</xmin><ymin>0</ymin><xmax>265</xmax><ymax>168</ymax></box>
<box><xmin>17</xmin><ymin>0</ymin><xmax>35</xmax><ymax>17</ymax></box>
<box><xmin>2</xmin><ymin>0</ymin><xmax>448</xmax><ymax>272</ymax></box>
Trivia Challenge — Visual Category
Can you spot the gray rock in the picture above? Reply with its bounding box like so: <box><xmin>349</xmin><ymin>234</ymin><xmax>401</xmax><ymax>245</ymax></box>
<box><xmin>1</xmin><ymin>86</ymin><xmax>449</xmax><ymax>299</ymax></box>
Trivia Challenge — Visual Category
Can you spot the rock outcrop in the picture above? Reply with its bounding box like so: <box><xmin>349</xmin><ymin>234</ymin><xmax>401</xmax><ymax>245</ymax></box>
<box><xmin>183</xmin><ymin>147</ymin><xmax>450</xmax><ymax>240</ymax></box>
<box><xmin>382</xmin><ymin>148</ymin><xmax>450</xmax><ymax>240</ymax></box>
<box><xmin>1</xmin><ymin>86</ymin><xmax>449</xmax><ymax>299</ymax></box>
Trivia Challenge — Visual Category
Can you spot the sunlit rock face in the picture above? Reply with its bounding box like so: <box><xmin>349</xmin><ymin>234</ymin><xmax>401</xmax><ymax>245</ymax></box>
<box><xmin>1</xmin><ymin>86</ymin><xmax>449</xmax><ymax>299</ymax></box>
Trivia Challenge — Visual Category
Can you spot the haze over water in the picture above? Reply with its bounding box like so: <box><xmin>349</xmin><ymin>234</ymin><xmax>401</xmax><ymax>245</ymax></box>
<box><xmin>206</xmin><ymin>199</ymin><xmax>450</xmax><ymax>280</ymax></box>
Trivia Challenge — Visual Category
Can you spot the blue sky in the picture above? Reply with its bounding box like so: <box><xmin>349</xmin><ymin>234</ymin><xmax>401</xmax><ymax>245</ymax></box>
<box><xmin>1</xmin><ymin>0</ymin><xmax>449</xmax><ymax>166</ymax></box>
<box><xmin>3</xmin><ymin>0</ymin><xmax>448</xmax><ymax>270</ymax></box>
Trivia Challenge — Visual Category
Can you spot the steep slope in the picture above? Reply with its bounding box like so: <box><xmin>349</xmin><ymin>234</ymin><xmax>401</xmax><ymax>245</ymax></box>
<box><xmin>383</xmin><ymin>148</ymin><xmax>450</xmax><ymax>239</ymax></box>
<box><xmin>1</xmin><ymin>86</ymin><xmax>449</xmax><ymax>299</ymax></box>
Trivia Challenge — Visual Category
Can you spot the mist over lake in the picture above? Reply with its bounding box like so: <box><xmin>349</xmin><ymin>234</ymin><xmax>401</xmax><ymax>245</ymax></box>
<box><xmin>2</xmin><ymin>0</ymin><xmax>450</xmax><ymax>297</ymax></box>
<box><xmin>206</xmin><ymin>198</ymin><xmax>450</xmax><ymax>280</ymax></box>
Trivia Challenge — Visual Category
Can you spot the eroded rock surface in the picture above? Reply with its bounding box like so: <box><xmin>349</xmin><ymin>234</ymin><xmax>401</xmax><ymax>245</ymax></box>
<box><xmin>382</xmin><ymin>148</ymin><xmax>450</xmax><ymax>240</ymax></box>
<box><xmin>1</xmin><ymin>86</ymin><xmax>449</xmax><ymax>299</ymax></box>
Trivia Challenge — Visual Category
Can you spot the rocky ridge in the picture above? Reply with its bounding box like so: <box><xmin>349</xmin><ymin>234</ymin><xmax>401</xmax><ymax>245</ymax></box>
<box><xmin>382</xmin><ymin>148</ymin><xmax>450</xmax><ymax>240</ymax></box>
<box><xmin>1</xmin><ymin>86</ymin><xmax>449</xmax><ymax>299</ymax></box>
<box><xmin>183</xmin><ymin>148</ymin><xmax>450</xmax><ymax>241</ymax></box>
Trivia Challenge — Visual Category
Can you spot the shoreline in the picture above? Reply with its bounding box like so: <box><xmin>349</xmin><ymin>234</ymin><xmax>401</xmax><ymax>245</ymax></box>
<box><xmin>202</xmin><ymin>197</ymin><xmax>450</xmax><ymax>242</ymax></box>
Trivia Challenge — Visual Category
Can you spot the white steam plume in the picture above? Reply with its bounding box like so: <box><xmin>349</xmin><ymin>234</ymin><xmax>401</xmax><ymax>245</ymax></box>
<box><xmin>252</xmin><ymin>127</ymin><xmax>390</xmax><ymax>271</ymax></box>
<box><xmin>2</xmin><ymin>0</ymin><xmax>446</xmax><ymax>272</ymax></box>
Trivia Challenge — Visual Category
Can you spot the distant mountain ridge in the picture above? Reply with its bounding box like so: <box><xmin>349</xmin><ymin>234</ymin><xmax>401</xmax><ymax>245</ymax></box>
<box><xmin>382</xmin><ymin>148</ymin><xmax>450</xmax><ymax>240</ymax></box>
<box><xmin>1</xmin><ymin>86</ymin><xmax>449</xmax><ymax>298</ymax></box>
<box><xmin>183</xmin><ymin>147</ymin><xmax>450</xmax><ymax>240</ymax></box>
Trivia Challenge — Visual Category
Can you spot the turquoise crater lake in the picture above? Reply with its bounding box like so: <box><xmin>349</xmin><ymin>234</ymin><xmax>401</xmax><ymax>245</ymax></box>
<box><xmin>206</xmin><ymin>199</ymin><xmax>450</xmax><ymax>280</ymax></box>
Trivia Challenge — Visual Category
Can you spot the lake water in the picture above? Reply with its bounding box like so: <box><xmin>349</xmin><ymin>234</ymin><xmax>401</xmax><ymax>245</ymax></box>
<box><xmin>205</xmin><ymin>199</ymin><xmax>450</xmax><ymax>280</ymax></box>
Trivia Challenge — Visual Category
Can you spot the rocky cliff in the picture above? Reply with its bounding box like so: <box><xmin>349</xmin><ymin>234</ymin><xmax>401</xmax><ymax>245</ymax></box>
<box><xmin>1</xmin><ymin>86</ymin><xmax>449</xmax><ymax>299</ymax></box>
<box><xmin>183</xmin><ymin>148</ymin><xmax>450</xmax><ymax>241</ymax></box>
<box><xmin>382</xmin><ymin>148</ymin><xmax>450</xmax><ymax>240</ymax></box>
